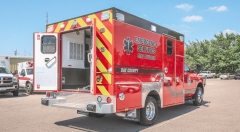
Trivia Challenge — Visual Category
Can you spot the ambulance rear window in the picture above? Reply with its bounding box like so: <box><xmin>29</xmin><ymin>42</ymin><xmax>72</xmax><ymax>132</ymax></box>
<box><xmin>41</xmin><ymin>36</ymin><xmax>56</xmax><ymax>54</ymax></box>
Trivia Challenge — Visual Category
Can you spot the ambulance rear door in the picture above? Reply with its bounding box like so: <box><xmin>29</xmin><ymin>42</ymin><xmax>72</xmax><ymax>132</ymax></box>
<box><xmin>33</xmin><ymin>33</ymin><xmax>59</xmax><ymax>92</ymax></box>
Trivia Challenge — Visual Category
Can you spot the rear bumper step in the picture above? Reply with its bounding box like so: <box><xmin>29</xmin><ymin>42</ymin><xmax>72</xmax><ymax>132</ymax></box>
<box><xmin>41</xmin><ymin>96</ymin><xmax>115</xmax><ymax>114</ymax></box>
<box><xmin>41</xmin><ymin>97</ymin><xmax>66</xmax><ymax>106</ymax></box>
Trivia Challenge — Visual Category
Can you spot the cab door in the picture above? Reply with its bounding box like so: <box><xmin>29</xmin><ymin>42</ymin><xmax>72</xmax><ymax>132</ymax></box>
<box><xmin>18</xmin><ymin>69</ymin><xmax>26</xmax><ymax>87</ymax></box>
<box><xmin>34</xmin><ymin>33</ymin><xmax>59</xmax><ymax>91</ymax></box>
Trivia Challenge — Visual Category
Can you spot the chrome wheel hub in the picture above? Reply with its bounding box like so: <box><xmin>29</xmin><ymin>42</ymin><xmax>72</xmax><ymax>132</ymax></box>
<box><xmin>197</xmin><ymin>89</ymin><xmax>203</xmax><ymax>103</ymax></box>
<box><xmin>146</xmin><ymin>101</ymin><xmax>155</xmax><ymax>120</ymax></box>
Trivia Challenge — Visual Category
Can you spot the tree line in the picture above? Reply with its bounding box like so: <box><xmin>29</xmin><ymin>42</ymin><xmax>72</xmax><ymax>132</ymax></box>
<box><xmin>185</xmin><ymin>33</ymin><xmax>240</xmax><ymax>74</ymax></box>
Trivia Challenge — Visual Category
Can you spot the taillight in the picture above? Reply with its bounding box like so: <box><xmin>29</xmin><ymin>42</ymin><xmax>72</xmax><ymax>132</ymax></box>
<box><xmin>106</xmin><ymin>97</ymin><xmax>112</xmax><ymax>103</ymax></box>
<box><xmin>46</xmin><ymin>92</ymin><xmax>50</xmax><ymax>97</ymax></box>
<box><xmin>97</xmin><ymin>96</ymin><xmax>102</xmax><ymax>103</ymax></box>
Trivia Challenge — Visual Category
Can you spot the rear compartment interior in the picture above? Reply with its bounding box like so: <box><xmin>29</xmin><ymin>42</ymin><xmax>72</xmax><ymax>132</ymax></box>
<box><xmin>61</xmin><ymin>28</ymin><xmax>92</xmax><ymax>90</ymax></box>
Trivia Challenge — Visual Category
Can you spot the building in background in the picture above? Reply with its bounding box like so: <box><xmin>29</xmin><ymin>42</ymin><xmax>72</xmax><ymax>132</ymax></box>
<box><xmin>0</xmin><ymin>56</ymin><xmax>32</xmax><ymax>74</ymax></box>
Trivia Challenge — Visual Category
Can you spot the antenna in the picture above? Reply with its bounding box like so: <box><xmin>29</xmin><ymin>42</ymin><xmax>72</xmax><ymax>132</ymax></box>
<box><xmin>14</xmin><ymin>49</ymin><xmax>17</xmax><ymax>56</ymax></box>
<box><xmin>46</xmin><ymin>12</ymin><xmax>48</xmax><ymax>25</ymax></box>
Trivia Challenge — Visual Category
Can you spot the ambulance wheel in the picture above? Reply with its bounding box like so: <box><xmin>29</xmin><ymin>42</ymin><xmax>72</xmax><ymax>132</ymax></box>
<box><xmin>88</xmin><ymin>112</ymin><xmax>105</xmax><ymax>118</ymax></box>
<box><xmin>193</xmin><ymin>87</ymin><xmax>203</xmax><ymax>106</ymax></box>
<box><xmin>12</xmin><ymin>89</ymin><xmax>19</xmax><ymax>97</ymax></box>
<box><xmin>26</xmin><ymin>83</ymin><xmax>33</xmax><ymax>95</ymax></box>
<box><xmin>140</xmin><ymin>96</ymin><xmax>158</xmax><ymax>125</ymax></box>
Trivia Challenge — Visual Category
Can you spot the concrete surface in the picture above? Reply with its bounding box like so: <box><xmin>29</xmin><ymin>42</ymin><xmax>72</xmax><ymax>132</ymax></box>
<box><xmin>0</xmin><ymin>79</ymin><xmax>240</xmax><ymax>132</ymax></box>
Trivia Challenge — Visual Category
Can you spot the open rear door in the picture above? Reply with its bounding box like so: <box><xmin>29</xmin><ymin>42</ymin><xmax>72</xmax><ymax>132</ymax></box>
<box><xmin>34</xmin><ymin>33</ymin><xmax>59</xmax><ymax>92</ymax></box>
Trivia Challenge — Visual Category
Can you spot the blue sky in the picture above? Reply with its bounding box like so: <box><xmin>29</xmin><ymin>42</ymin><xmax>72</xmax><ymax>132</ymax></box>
<box><xmin>0</xmin><ymin>0</ymin><xmax>239</xmax><ymax>56</ymax></box>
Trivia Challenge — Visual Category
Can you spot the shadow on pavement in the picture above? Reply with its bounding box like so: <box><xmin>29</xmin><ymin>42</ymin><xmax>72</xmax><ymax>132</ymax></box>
<box><xmin>0</xmin><ymin>91</ymin><xmax>29</xmax><ymax>98</ymax></box>
<box><xmin>55</xmin><ymin>101</ymin><xmax>210</xmax><ymax>132</ymax></box>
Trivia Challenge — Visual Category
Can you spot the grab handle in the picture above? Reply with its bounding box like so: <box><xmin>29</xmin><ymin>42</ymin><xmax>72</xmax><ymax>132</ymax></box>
<box><xmin>88</xmin><ymin>53</ymin><xmax>92</xmax><ymax>63</ymax></box>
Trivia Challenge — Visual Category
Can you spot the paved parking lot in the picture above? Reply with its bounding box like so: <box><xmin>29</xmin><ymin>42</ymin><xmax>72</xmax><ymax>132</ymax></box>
<box><xmin>0</xmin><ymin>79</ymin><xmax>240</xmax><ymax>132</ymax></box>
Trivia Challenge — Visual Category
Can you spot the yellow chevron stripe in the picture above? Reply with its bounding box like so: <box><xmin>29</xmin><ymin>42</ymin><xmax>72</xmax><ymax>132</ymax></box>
<box><xmin>64</xmin><ymin>20</ymin><xmax>74</xmax><ymax>31</ymax></box>
<box><xmin>96</xmin><ymin>38</ymin><xmax>112</xmax><ymax>65</ymax></box>
<box><xmin>96</xmin><ymin>59</ymin><xmax>107</xmax><ymax>72</ymax></box>
<box><xmin>97</xmin><ymin>85</ymin><xmax>110</xmax><ymax>96</ymax></box>
<box><xmin>54</xmin><ymin>23</ymin><xmax>61</xmax><ymax>33</ymax></box>
<box><xmin>96</xmin><ymin>59</ymin><xmax>111</xmax><ymax>84</ymax></box>
<box><xmin>77</xmin><ymin>18</ymin><xmax>87</xmax><ymax>27</ymax></box>
<box><xmin>88</xmin><ymin>14</ymin><xmax>112</xmax><ymax>44</ymax></box>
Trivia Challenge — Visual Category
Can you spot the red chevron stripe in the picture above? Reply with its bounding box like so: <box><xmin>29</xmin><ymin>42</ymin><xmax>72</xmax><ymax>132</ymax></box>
<box><xmin>96</xmin><ymin>31</ymin><xmax>113</xmax><ymax>54</ymax></box>
<box><xmin>60</xmin><ymin>21</ymin><xmax>68</xmax><ymax>32</ymax></box>
<box><xmin>96</xmin><ymin>46</ymin><xmax>112</xmax><ymax>68</ymax></box>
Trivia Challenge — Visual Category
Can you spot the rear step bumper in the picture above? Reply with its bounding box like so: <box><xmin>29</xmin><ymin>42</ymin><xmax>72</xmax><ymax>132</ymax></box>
<box><xmin>41</xmin><ymin>97</ymin><xmax>66</xmax><ymax>106</ymax></box>
<box><xmin>41</xmin><ymin>95</ymin><xmax>115</xmax><ymax>114</ymax></box>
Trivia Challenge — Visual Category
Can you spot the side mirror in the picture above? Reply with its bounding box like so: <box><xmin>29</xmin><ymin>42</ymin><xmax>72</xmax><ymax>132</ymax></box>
<box><xmin>189</xmin><ymin>69</ymin><xmax>195</xmax><ymax>73</ymax></box>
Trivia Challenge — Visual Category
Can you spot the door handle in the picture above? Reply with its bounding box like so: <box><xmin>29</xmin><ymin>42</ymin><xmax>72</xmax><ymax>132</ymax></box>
<box><xmin>88</xmin><ymin>53</ymin><xmax>92</xmax><ymax>63</ymax></box>
<box><xmin>45</xmin><ymin>56</ymin><xmax>56</xmax><ymax>68</ymax></box>
<box><xmin>45</xmin><ymin>58</ymin><xmax>50</xmax><ymax>62</ymax></box>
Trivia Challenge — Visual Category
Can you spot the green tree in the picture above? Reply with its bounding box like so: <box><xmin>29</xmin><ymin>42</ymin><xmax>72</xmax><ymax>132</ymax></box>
<box><xmin>185</xmin><ymin>33</ymin><xmax>240</xmax><ymax>73</ymax></box>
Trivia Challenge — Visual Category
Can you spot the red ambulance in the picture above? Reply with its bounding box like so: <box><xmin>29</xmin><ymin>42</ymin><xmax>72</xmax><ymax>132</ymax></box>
<box><xmin>35</xmin><ymin>8</ymin><xmax>205</xmax><ymax>125</ymax></box>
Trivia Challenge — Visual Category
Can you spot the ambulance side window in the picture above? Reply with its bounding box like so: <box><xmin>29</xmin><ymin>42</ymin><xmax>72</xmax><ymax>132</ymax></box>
<box><xmin>20</xmin><ymin>69</ymin><xmax>25</xmax><ymax>76</ymax></box>
<box><xmin>167</xmin><ymin>40</ymin><xmax>173</xmax><ymax>55</ymax></box>
<box><xmin>41</xmin><ymin>36</ymin><xmax>56</xmax><ymax>54</ymax></box>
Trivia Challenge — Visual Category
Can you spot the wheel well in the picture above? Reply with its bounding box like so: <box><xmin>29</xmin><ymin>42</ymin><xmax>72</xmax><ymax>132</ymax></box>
<box><xmin>26</xmin><ymin>81</ymin><xmax>30</xmax><ymax>86</ymax></box>
<box><xmin>147</xmin><ymin>90</ymin><xmax>161</xmax><ymax>107</ymax></box>
<box><xmin>197</xmin><ymin>83</ymin><xmax>204</xmax><ymax>94</ymax></box>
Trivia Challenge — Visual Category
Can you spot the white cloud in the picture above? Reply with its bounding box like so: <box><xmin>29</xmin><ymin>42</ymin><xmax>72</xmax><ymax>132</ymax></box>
<box><xmin>176</xmin><ymin>3</ymin><xmax>193</xmax><ymax>11</ymax></box>
<box><xmin>183</xmin><ymin>15</ymin><xmax>203</xmax><ymax>22</ymax></box>
<box><xmin>209</xmin><ymin>5</ymin><xmax>227</xmax><ymax>12</ymax></box>
<box><xmin>222</xmin><ymin>29</ymin><xmax>239</xmax><ymax>34</ymax></box>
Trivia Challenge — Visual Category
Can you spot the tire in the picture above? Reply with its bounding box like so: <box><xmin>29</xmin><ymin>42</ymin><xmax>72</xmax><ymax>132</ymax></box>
<box><xmin>88</xmin><ymin>112</ymin><xmax>105</xmax><ymax>118</ymax></box>
<box><xmin>193</xmin><ymin>87</ymin><xmax>203</xmax><ymax>106</ymax></box>
<box><xmin>140</xmin><ymin>96</ymin><xmax>158</xmax><ymax>125</ymax></box>
<box><xmin>26</xmin><ymin>83</ymin><xmax>33</xmax><ymax>95</ymax></box>
<box><xmin>12</xmin><ymin>89</ymin><xmax>19</xmax><ymax>96</ymax></box>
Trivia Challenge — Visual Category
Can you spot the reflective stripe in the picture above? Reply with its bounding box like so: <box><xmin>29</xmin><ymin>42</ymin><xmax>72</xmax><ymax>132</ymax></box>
<box><xmin>64</xmin><ymin>20</ymin><xmax>74</xmax><ymax>31</ymax></box>
<box><xmin>54</xmin><ymin>23</ymin><xmax>61</xmax><ymax>33</ymax></box>
<box><xmin>88</xmin><ymin>14</ymin><xmax>112</xmax><ymax>44</ymax></box>
<box><xmin>97</xmin><ymin>85</ymin><xmax>110</xmax><ymax>96</ymax></box>
<box><xmin>77</xmin><ymin>18</ymin><xmax>87</xmax><ymax>27</ymax></box>
<box><xmin>96</xmin><ymin>38</ymin><xmax>112</xmax><ymax>65</ymax></box>
<box><xmin>96</xmin><ymin>59</ymin><xmax>111</xmax><ymax>84</ymax></box>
